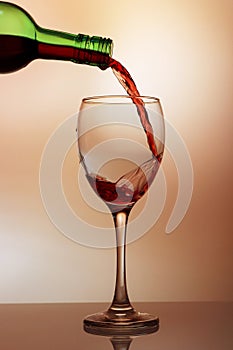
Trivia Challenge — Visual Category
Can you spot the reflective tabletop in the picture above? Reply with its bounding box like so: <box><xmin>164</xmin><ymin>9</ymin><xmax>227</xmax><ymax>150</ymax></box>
<box><xmin>0</xmin><ymin>302</ymin><xmax>232</xmax><ymax>349</ymax></box>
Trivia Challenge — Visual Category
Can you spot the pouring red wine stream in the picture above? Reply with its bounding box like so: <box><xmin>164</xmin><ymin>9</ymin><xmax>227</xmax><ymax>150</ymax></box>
<box><xmin>109</xmin><ymin>58</ymin><xmax>161</xmax><ymax>162</ymax></box>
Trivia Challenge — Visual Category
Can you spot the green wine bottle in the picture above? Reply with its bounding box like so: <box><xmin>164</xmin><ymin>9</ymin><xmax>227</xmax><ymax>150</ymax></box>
<box><xmin>0</xmin><ymin>1</ymin><xmax>113</xmax><ymax>73</ymax></box>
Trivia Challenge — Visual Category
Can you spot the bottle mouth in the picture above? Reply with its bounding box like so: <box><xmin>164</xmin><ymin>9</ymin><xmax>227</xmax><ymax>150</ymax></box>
<box><xmin>75</xmin><ymin>34</ymin><xmax>113</xmax><ymax>56</ymax></box>
<box><xmin>74</xmin><ymin>34</ymin><xmax>113</xmax><ymax>69</ymax></box>
<box><xmin>100</xmin><ymin>37</ymin><xmax>113</xmax><ymax>57</ymax></box>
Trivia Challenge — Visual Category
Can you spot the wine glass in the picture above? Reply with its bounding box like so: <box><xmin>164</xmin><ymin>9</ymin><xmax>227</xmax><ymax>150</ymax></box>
<box><xmin>77</xmin><ymin>95</ymin><xmax>165</xmax><ymax>335</ymax></box>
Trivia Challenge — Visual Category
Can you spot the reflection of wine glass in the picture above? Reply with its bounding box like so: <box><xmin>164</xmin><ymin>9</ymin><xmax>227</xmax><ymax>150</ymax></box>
<box><xmin>84</xmin><ymin>331</ymin><xmax>144</xmax><ymax>350</ymax></box>
<box><xmin>77</xmin><ymin>95</ymin><xmax>165</xmax><ymax>334</ymax></box>
<box><xmin>84</xmin><ymin>314</ymin><xmax>160</xmax><ymax>350</ymax></box>
<box><xmin>110</xmin><ymin>336</ymin><xmax>132</xmax><ymax>350</ymax></box>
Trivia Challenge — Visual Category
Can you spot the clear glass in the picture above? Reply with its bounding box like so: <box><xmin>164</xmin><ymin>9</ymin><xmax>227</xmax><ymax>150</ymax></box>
<box><xmin>77</xmin><ymin>95</ymin><xmax>165</xmax><ymax>335</ymax></box>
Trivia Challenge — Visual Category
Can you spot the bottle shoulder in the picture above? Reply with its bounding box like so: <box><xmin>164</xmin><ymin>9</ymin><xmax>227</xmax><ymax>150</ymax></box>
<box><xmin>0</xmin><ymin>2</ymin><xmax>36</xmax><ymax>38</ymax></box>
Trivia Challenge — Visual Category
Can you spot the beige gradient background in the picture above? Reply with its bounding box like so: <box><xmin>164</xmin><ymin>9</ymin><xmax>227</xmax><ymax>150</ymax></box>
<box><xmin>0</xmin><ymin>0</ymin><xmax>232</xmax><ymax>302</ymax></box>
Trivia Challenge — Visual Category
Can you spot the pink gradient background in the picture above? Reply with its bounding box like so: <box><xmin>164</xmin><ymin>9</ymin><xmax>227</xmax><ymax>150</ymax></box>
<box><xmin>0</xmin><ymin>0</ymin><xmax>232</xmax><ymax>302</ymax></box>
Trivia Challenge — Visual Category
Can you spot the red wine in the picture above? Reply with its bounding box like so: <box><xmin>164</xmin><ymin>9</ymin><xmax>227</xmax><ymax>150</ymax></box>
<box><xmin>38</xmin><ymin>42</ymin><xmax>110</xmax><ymax>68</ymax></box>
<box><xmin>0</xmin><ymin>34</ymin><xmax>110</xmax><ymax>73</ymax></box>
<box><xmin>109</xmin><ymin>58</ymin><xmax>161</xmax><ymax>161</ymax></box>
<box><xmin>85</xmin><ymin>59</ymin><xmax>162</xmax><ymax>210</ymax></box>
<box><xmin>87</xmin><ymin>157</ymin><xmax>160</xmax><ymax>210</ymax></box>
<box><xmin>0</xmin><ymin>35</ymin><xmax>37</xmax><ymax>73</ymax></box>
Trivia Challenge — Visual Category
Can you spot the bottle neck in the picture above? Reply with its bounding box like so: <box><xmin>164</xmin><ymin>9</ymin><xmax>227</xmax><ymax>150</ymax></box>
<box><xmin>36</xmin><ymin>27</ymin><xmax>113</xmax><ymax>69</ymax></box>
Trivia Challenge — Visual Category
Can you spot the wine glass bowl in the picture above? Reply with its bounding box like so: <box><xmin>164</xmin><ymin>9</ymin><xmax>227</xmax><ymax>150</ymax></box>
<box><xmin>77</xmin><ymin>95</ymin><xmax>165</xmax><ymax>334</ymax></box>
<box><xmin>78</xmin><ymin>96</ymin><xmax>164</xmax><ymax>212</ymax></box>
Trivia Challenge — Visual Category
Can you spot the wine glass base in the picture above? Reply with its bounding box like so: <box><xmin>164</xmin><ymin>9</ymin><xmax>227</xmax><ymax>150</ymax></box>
<box><xmin>83</xmin><ymin>311</ymin><xmax>159</xmax><ymax>336</ymax></box>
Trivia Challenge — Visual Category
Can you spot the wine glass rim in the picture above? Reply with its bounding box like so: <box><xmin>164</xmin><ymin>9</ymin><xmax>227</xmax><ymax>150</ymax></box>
<box><xmin>82</xmin><ymin>95</ymin><xmax>160</xmax><ymax>104</ymax></box>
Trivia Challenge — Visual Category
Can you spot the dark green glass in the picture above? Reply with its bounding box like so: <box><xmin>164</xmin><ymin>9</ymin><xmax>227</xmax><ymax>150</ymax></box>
<box><xmin>0</xmin><ymin>1</ymin><xmax>113</xmax><ymax>73</ymax></box>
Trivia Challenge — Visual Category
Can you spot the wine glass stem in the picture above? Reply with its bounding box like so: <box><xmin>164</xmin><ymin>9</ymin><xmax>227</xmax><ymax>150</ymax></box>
<box><xmin>109</xmin><ymin>210</ymin><xmax>134</xmax><ymax>314</ymax></box>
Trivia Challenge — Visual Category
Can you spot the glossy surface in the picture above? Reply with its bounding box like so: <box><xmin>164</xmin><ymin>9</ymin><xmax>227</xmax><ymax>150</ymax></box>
<box><xmin>0</xmin><ymin>302</ymin><xmax>232</xmax><ymax>349</ymax></box>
